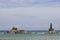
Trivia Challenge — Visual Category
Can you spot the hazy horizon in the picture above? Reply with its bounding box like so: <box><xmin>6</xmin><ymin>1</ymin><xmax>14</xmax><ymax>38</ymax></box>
<box><xmin>0</xmin><ymin>0</ymin><xmax>60</xmax><ymax>30</ymax></box>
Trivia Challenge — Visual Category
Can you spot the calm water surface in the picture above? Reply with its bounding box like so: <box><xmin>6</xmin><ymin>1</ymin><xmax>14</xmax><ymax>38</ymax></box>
<box><xmin>0</xmin><ymin>32</ymin><xmax>60</xmax><ymax>38</ymax></box>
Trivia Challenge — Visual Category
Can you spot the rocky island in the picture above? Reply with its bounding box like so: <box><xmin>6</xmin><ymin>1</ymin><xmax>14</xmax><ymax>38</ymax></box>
<box><xmin>6</xmin><ymin>26</ymin><xmax>30</xmax><ymax>34</ymax></box>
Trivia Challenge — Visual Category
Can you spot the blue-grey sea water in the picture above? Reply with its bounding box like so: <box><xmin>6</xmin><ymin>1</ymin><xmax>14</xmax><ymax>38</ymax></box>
<box><xmin>0</xmin><ymin>32</ymin><xmax>60</xmax><ymax>40</ymax></box>
<box><xmin>0</xmin><ymin>31</ymin><xmax>60</xmax><ymax>40</ymax></box>
<box><xmin>0</xmin><ymin>32</ymin><xmax>60</xmax><ymax>38</ymax></box>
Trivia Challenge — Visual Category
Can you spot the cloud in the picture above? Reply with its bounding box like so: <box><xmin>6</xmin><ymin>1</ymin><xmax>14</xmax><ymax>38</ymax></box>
<box><xmin>0</xmin><ymin>0</ymin><xmax>60</xmax><ymax>8</ymax></box>
<box><xmin>0</xmin><ymin>24</ymin><xmax>20</xmax><ymax>30</ymax></box>
<box><xmin>0</xmin><ymin>1</ymin><xmax>60</xmax><ymax>30</ymax></box>
<box><xmin>0</xmin><ymin>7</ymin><xmax>60</xmax><ymax>30</ymax></box>
<box><xmin>0</xmin><ymin>0</ymin><xmax>47</xmax><ymax>2</ymax></box>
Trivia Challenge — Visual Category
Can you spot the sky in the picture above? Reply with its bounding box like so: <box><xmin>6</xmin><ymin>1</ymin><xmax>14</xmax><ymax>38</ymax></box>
<box><xmin>0</xmin><ymin>0</ymin><xmax>60</xmax><ymax>30</ymax></box>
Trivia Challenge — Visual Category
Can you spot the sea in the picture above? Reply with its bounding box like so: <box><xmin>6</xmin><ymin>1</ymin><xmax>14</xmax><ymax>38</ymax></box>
<box><xmin>0</xmin><ymin>30</ymin><xmax>60</xmax><ymax>40</ymax></box>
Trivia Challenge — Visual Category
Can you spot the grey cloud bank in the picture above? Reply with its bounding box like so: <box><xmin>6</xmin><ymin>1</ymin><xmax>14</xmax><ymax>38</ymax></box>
<box><xmin>0</xmin><ymin>7</ymin><xmax>60</xmax><ymax>30</ymax></box>
<box><xmin>0</xmin><ymin>0</ymin><xmax>60</xmax><ymax>30</ymax></box>
<box><xmin>0</xmin><ymin>0</ymin><xmax>60</xmax><ymax>8</ymax></box>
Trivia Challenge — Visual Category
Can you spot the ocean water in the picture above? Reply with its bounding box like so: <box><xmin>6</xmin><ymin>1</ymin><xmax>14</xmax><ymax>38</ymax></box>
<box><xmin>0</xmin><ymin>32</ymin><xmax>60</xmax><ymax>40</ymax></box>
